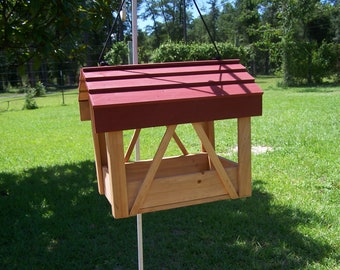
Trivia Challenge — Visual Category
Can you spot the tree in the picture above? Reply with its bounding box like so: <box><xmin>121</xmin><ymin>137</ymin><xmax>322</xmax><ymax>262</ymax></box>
<box><xmin>256</xmin><ymin>0</ymin><xmax>337</xmax><ymax>85</ymax></box>
<box><xmin>0</xmin><ymin>0</ymin><xmax>119</xmax><ymax>88</ymax></box>
<box><xmin>276</xmin><ymin>0</ymin><xmax>338</xmax><ymax>85</ymax></box>
<box><xmin>188</xmin><ymin>0</ymin><xmax>220</xmax><ymax>43</ymax></box>
<box><xmin>217</xmin><ymin>3</ymin><xmax>238</xmax><ymax>43</ymax></box>
<box><xmin>140</xmin><ymin>0</ymin><xmax>194</xmax><ymax>47</ymax></box>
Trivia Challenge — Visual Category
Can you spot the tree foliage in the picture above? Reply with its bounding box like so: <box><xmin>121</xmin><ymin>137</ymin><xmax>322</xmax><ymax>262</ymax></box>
<box><xmin>0</xmin><ymin>0</ymin><xmax>119</xmax><ymax>89</ymax></box>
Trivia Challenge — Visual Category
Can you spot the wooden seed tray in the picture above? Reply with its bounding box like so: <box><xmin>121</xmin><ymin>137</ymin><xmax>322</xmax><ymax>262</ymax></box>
<box><xmin>103</xmin><ymin>153</ymin><xmax>238</xmax><ymax>215</ymax></box>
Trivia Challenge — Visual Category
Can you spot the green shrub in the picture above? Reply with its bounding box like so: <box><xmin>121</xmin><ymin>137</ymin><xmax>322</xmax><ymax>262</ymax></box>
<box><xmin>151</xmin><ymin>42</ymin><xmax>248</xmax><ymax>63</ymax></box>
<box><xmin>35</xmin><ymin>81</ymin><xmax>46</xmax><ymax>97</ymax></box>
<box><xmin>151</xmin><ymin>42</ymin><xmax>191</xmax><ymax>62</ymax></box>
<box><xmin>104</xmin><ymin>42</ymin><xmax>129</xmax><ymax>65</ymax></box>
<box><xmin>23</xmin><ymin>88</ymin><xmax>38</xmax><ymax>110</ymax></box>
<box><xmin>279</xmin><ymin>40</ymin><xmax>339</xmax><ymax>85</ymax></box>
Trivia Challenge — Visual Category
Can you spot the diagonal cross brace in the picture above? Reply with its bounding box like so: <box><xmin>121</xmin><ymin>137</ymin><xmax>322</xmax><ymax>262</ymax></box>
<box><xmin>130</xmin><ymin>125</ymin><xmax>177</xmax><ymax>215</ymax></box>
<box><xmin>192</xmin><ymin>122</ymin><xmax>239</xmax><ymax>199</ymax></box>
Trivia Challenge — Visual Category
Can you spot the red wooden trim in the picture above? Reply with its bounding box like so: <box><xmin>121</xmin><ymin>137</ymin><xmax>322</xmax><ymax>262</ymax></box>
<box><xmin>91</xmin><ymin>94</ymin><xmax>262</xmax><ymax>133</ymax></box>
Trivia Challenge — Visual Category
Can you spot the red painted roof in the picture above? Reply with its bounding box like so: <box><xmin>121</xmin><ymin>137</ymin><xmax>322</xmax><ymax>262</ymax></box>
<box><xmin>78</xmin><ymin>59</ymin><xmax>263</xmax><ymax>132</ymax></box>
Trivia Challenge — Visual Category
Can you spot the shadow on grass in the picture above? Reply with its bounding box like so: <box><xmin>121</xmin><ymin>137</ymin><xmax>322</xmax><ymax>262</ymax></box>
<box><xmin>292</xmin><ymin>82</ymin><xmax>339</xmax><ymax>93</ymax></box>
<box><xmin>0</xmin><ymin>162</ymin><xmax>334</xmax><ymax>270</ymax></box>
<box><xmin>295</xmin><ymin>84</ymin><xmax>337</xmax><ymax>93</ymax></box>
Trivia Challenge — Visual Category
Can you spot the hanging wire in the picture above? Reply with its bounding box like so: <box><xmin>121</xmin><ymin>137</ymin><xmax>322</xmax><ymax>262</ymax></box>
<box><xmin>192</xmin><ymin>0</ymin><xmax>221</xmax><ymax>60</ymax></box>
<box><xmin>98</xmin><ymin>0</ymin><xmax>127</xmax><ymax>66</ymax></box>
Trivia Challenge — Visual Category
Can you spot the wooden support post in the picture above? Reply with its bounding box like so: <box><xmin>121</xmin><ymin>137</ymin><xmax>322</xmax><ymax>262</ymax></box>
<box><xmin>91</xmin><ymin>132</ymin><xmax>105</xmax><ymax>194</ymax></box>
<box><xmin>90</xmin><ymin>107</ymin><xmax>107</xmax><ymax>195</ymax></box>
<box><xmin>237</xmin><ymin>117</ymin><xmax>252</xmax><ymax>197</ymax></box>
<box><xmin>105</xmin><ymin>131</ymin><xmax>129</xmax><ymax>218</ymax></box>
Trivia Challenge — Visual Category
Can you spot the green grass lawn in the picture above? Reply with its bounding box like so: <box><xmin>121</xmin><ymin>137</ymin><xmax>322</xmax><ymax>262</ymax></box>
<box><xmin>0</xmin><ymin>78</ymin><xmax>339</xmax><ymax>269</ymax></box>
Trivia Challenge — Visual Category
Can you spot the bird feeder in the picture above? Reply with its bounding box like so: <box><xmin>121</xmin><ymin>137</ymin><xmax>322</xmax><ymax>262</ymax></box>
<box><xmin>78</xmin><ymin>59</ymin><xmax>263</xmax><ymax>219</ymax></box>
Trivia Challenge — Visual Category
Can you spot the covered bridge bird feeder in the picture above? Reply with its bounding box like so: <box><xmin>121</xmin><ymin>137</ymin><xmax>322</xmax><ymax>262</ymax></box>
<box><xmin>78</xmin><ymin>59</ymin><xmax>263</xmax><ymax>219</ymax></box>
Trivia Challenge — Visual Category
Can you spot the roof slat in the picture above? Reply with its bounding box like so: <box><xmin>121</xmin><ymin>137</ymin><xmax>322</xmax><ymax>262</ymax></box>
<box><xmin>86</xmin><ymin>72</ymin><xmax>255</xmax><ymax>94</ymax></box>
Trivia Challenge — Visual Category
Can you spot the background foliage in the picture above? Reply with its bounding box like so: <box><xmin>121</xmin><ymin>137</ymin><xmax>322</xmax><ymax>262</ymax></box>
<box><xmin>0</xmin><ymin>0</ymin><xmax>339</xmax><ymax>90</ymax></box>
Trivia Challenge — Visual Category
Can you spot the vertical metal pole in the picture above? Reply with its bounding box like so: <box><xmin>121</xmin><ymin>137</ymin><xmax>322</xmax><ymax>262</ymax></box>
<box><xmin>132</xmin><ymin>0</ymin><xmax>138</xmax><ymax>65</ymax></box>
<box><xmin>137</xmin><ymin>213</ymin><xmax>143</xmax><ymax>270</ymax></box>
<box><xmin>131</xmin><ymin>0</ymin><xmax>140</xmax><ymax>161</ymax></box>
<box><xmin>131</xmin><ymin>1</ymin><xmax>143</xmax><ymax>269</ymax></box>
